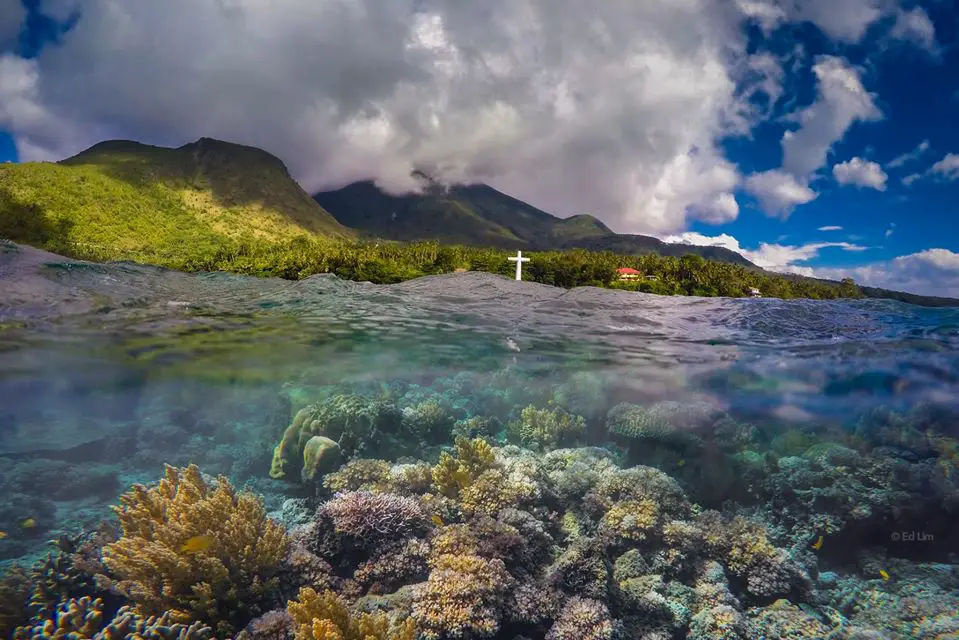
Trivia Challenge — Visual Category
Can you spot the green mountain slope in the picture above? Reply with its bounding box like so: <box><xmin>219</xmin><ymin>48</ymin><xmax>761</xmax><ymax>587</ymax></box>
<box><xmin>1</xmin><ymin>138</ymin><xmax>350</xmax><ymax>263</ymax></box>
<box><xmin>314</xmin><ymin>179</ymin><xmax>757</xmax><ymax>267</ymax></box>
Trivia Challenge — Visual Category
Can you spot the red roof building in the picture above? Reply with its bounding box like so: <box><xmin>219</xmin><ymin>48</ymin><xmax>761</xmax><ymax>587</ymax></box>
<box><xmin>617</xmin><ymin>267</ymin><xmax>642</xmax><ymax>280</ymax></box>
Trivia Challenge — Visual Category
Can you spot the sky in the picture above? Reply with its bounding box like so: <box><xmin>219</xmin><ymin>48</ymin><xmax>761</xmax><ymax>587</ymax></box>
<box><xmin>1</xmin><ymin>0</ymin><xmax>958</xmax><ymax>297</ymax></box>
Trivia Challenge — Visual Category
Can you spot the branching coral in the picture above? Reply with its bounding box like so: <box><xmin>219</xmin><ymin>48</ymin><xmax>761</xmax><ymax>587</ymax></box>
<box><xmin>431</xmin><ymin>437</ymin><xmax>496</xmax><ymax>498</ymax></box>
<box><xmin>545</xmin><ymin>597</ymin><xmax>613</xmax><ymax>640</ymax></box>
<box><xmin>13</xmin><ymin>596</ymin><xmax>104</xmax><ymax>639</ymax></box>
<box><xmin>411</xmin><ymin>554</ymin><xmax>514</xmax><ymax>639</ymax></box>
<box><xmin>287</xmin><ymin>587</ymin><xmax>417</xmax><ymax>640</ymax></box>
<box><xmin>319</xmin><ymin>491</ymin><xmax>427</xmax><ymax>544</ymax></box>
<box><xmin>507</xmin><ymin>405</ymin><xmax>586</xmax><ymax>451</ymax></box>
<box><xmin>100</xmin><ymin>464</ymin><xmax>290</xmax><ymax>635</ymax></box>
<box><xmin>322</xmin><ymin>459</ymin><xmax>392</xmax><ymax>493</ymax></box>
<box><xmin>606</xmin><ymin>401</ymin><xmax>712</xmax><ymax>450</ymax></box>
<box><xmin>598</xmin><ymin>499</ymin><xmax>661</xmax><ymax>544</ymax></box>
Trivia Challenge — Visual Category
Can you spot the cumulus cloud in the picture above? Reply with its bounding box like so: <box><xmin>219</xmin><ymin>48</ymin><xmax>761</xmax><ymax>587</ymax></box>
<box><xmin>929</xmin><ymin>153</ymin><xmax>959</xmax><ymax>181</ymax></box>
<box><xmin>0</xmin><ymin>0</ymin><xmax>25</xmax><ymax>45</ymax></box>
<box><xmin>810</xmin><ymin>249</ymin><xmax>959</xmax><ymax>298</ymax></box>
<box><xmin>781</xmin><ymin>56</ymin><xmax>882</xmax><ymax>178</ymax></box>
<box><xmin>818</xmin><ymin>225</ymin><xmax>843</xmax><ymax>231</ymax></box>
<box><xmin>744</xmin><ymin>170</ymin><xmax>818</xmax><ymax>217</ymax></box>
<box><xmin>0</xmin><ymin>0</ymin><xmax>778</xmax><ymax>235</ymax></box>
<box><xmin>887</xmin><ymin>139</ymin><xmax>930</xmax><ymax>168</ymax></box>
<box><xmin>889</xmin><ymin>7</ymin><xmax>938</xmax><ymax>53</ymax></box>
<box><xmin>660</xmin><ymin>231</ymin><xmax>868</xmax><ymax>272</ymax></box>
<box><xmin>832</xmin><ymin>157</ymin><xmax>887</xmax><ymax>190</ymax></box>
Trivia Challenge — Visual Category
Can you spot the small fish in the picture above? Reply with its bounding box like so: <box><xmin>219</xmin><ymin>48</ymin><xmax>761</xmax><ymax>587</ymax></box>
<box><xmin>431</xmin><ymin>514</ymin><xmax>445</xmax><ymax>527</ymax></box>
<box><xmin>677</xmin><ymin>459</ymin><xmax>686</xmax><ymax>467</ymax></box>
<box><xmin>505</xmin><ymin>337</ymin><xmax>521</xmax><ymax>353</ymax></box>
<box><xmin>19</xmin><ymin>518</ymin><xmax>37</xmax><ymax>529</ymax></box>
<box><xmin>180</xmin><ymin>535</ymin><xmax>214</xmax><ymax>554</ymax></box>
<box><xmin>811</xmin><ymin>535</ymin><xmax>823</xmax><ymax>551</ymax></box>
<box><xmin>879</xmin><ymin>569</ymin><xmax>890</xmax><ymax>581</ymax></box>
<box><xmin>0</xmin><ymin>531</ymin><xmax>7</xmax><ymax>540</ymax></box>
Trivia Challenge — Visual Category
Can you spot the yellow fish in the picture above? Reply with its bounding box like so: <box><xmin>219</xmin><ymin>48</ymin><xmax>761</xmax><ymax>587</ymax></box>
<box><xmin>0</xmin><ymin>531</ymin><xmax>7</xmax><ymax>539</ymax></box>
<box><xmin>431</xmin><ymin>514</ymin><xmax>445</xmax><ymax>527</ymax></box>
<box><xmin>19</xmin><ymin>518</ymin><xmax>36</xmax><ymax>529</ymax></box>
<box><xmin>879</xmin><ymin>569</ymin><xmax>890</xmax><ymax>581</ymax></box>
<box><xmin>180</xmin><ymin>535</ymin><xmax>214</xmax><ymax>554</ymax></box>
<box><xmin>677</xmin><ymin>459</ymin><xmax>686</xmax><ymax>467</ymax></box>
<box><xmin>811</xmin><ymin>535</ymin><xmax>823</xmax><ymax>550</ymax></box>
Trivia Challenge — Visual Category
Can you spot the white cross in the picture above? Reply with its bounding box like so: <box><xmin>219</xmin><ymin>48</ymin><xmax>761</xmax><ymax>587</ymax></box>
<box><xmin>508</xmin><ymin>250</ymin><xmax>530</xmax><ymax>281</ymax></box>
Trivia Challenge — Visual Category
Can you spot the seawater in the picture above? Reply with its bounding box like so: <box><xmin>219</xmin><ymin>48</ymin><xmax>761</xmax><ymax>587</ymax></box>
<box><xmin>1</xmin><ymin>240</ymin><xmax>957</xmax><ymax>638</ymax></box>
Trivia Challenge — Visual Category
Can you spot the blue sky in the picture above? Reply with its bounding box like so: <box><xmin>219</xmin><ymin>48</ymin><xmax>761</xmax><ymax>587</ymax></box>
<box><xmin>1</xmin><ymin>0</ymin><xmax>958</xmax><ymax>295</ymax></box>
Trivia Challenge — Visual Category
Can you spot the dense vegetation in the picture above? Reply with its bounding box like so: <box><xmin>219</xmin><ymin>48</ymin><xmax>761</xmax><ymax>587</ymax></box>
<box><xmin>0</xmin><ymin>138</ymin><xmax>349</xmax><ymax>264</ymax></box>
<box><xmin>1</xmin><ymin>136</ymin><xmax>954</xmax><ymax>305</ymax></box>
<box><xmin>44</xmin><ymin>235</ymin><xmax>865</xmax><ymax>301</ymax></box>
<box><xmin>314</xmin><ymin>178</ymin><xmax>755</xmax><ymax>267</ymax></box>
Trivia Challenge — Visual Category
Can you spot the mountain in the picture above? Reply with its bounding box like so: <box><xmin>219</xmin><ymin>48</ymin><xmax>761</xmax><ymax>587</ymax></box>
<box><xmin>0</xmin><ymin>137</ymin><xmax>350</xmax><ymax>262</ymax></box>
<box><xmin>314</xmin><ymin>178</ymin><xmax>756</xmax><ymax>267</ymax></box>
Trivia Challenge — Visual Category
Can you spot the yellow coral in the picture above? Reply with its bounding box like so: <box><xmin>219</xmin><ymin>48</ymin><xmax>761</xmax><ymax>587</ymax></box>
<box><xmin>508</xmin><ymin>405</ymin><xmax>586</xmax><ymax>450</ymax></box>
<box><xmin>287</xmin><ymin>587</ymin><xmax>416</xmax><ymax>640</ymax></box>
<box><xmin>271</xmin><ymin>407</ymin><xmax>315</xmax><ymax>479</ymax></box>
<box><xmin>599</xmin><ymin>500</ymin><xmax>660</xmax><ymax>542</ymax></box>
<box><xmin>458</xmin><ymin>468</ymin><xmax>534</xmax><ymax>516</ymax></box>
<box><xmin>412</xmin><ymin>554</ymin><xmax>512</xmax><ymax>640</ymax></box>
<box><xmin>431</xmin><ymin>437</ymin><xmax>496</xmax><ymax>498</ymax></box>
<box><xmin>323</xmin><ymin>459</ymin><xmax>392</xmax><ymax>492</ymax></box>
<box><xmin>101</xmin><ymin>465</ymin><xmax>290</xmax><ymax>635</ymax></box>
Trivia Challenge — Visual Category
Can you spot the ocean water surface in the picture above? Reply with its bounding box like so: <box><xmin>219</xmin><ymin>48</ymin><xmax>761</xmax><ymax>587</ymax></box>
<box><xmin>1</xmin><ymin>240</ymin><xmax>957</xmax><ymax>639</ymax></box>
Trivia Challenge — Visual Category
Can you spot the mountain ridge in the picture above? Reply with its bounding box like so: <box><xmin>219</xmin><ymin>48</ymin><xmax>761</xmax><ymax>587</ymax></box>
<box><xmin>313</xmin><ymin>179</ymin><xmax>757</xmax><ymax>267</ymax></box>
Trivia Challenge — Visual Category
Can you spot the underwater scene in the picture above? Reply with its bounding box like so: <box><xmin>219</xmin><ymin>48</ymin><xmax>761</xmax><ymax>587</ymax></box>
<box><xmin>1</xmin><ymin>240</ymin><xmax>957</xmax><ymax>640</ymax></box>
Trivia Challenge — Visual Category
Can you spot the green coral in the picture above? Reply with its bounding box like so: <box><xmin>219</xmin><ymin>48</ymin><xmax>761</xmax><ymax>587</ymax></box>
<box><xmin>270</xmin><ymin>395</ymin><xmax>402</xmax><ymax>481</ymax></box>
<box><xmin>507</xmin><ymin>405</ymin><xmax>586</xmax><ymax>451</ymax></box>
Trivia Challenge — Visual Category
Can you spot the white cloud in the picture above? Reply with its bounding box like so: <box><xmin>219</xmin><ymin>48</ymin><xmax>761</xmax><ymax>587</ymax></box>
<box><xmin>0</xmin><ymin>0</ymin><xmax>773</xmax><ymax>236</ymax></box>
<box><xmin>887</xmin><ymin>139</ymin><xmax>930</xmax><ymax>168</ymax></box>
<box><xmin>736</xmin><ymin>0</ymin><xmax>894</xmax><ymax>43</ymax></box>
<box><xmin>929</xmin><ymin>153</ymin><xmax>959</xmax><ymax>181</ymax></box>
<box><xmin>884</xmin><ymin>223</ymin><xmax>895</xmax><ymax>238</ymax></box>
<box><xmin>901</xmin><ymin>152</ymin><xmax>959</xmax><ymax>186</ymax></box>
<box><xmin>818</xmin><ymin>225</ymin><xmax>843</xmax><ymax>231</ymax></box>
<box><xmin>810</xmin><ymin>249</ymin><xmax>959</xmax><ymax>298</ymax></box>
<box><xmin>781</xmin><ymin>56</ymin><xmax>882</xmax><ymax>178</ymax></box>
<box><xmin>0</xmin><ymin>0</ymin><xmax>26</xmax><ymax>45</ymax></box>
<box><xmin>902</xmin><ymin>172</ymin><xmax>922</xmax><ymax>186</ymax></box>
<box><xmin>660</xmin><ymin>231</ymin><xmax>868</xmax><ymax>272</ymax></box>
<box><xmin>889</xmin><ymin>7</ymin><xmax>938</xmax><ymax>53</ymax></box>
<box><xmin>744</xmin><ymin>169</ymin><xmax>818</xmax><ymax>217</ymax></box>
<box><xmin>832</xmin><ymin>156</ymin><xmax>888</xmax><ymax>190</ymax></box>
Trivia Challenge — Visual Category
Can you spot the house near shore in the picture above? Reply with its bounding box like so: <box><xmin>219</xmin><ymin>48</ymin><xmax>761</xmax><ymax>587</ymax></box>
<box><xmin>617</xmin><ymin>267</ymin><xmax>642</xmax><ymax>281</ymax></box>
<box><xmin>749</xmin><ymin>287</ymin><xmax>762</xmax><ymax>297</ymax></box>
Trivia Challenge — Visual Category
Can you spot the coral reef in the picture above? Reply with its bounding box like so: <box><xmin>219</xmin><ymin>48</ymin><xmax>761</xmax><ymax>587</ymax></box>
<box><xmin>545</xmin><ymin>597</ymin><xmax>613</xmax><ymax>640</ymax></box>
<box><xmin>286</xmin><ymin>587</ymin><xmax>417</xmax><ymax>640</ymax></box>
<box><xmin>320</xmin><ymin>491</ymin><xmax>427</xmax><ymax>544</ymax></box>
<box><xmin>411</xmin><ymin>554</ymin><xmax>514</xmax><ymax>639</ymax></box>
<box><xmin>100</xmin><ymin>464</ymin><xmax>290</xmax><ymax>635</ymax></box>
<box><xmin>507</xmin><ymin>405</ymin><xmax>586</xmax><ymax>451</ymax></box>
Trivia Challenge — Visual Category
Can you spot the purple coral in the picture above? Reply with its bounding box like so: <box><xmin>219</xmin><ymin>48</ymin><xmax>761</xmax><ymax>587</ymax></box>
<box><xmin>320</xmin><ymin>491</ymin><xmax>427</xmax><ymax>541</ymax></box>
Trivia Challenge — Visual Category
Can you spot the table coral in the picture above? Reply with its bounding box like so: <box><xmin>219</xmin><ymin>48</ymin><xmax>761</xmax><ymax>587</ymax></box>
<box><xmin>100</xmin><ymin>464</ymin><xmax>290</xmax><ymax>635</ymax></box>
